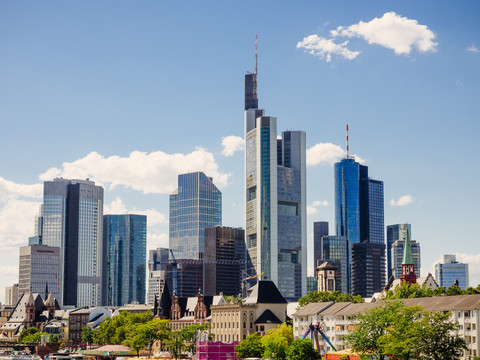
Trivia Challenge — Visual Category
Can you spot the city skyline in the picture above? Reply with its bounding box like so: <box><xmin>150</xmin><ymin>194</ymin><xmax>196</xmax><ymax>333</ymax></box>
<box><xmin>0</xmin><ymin>1</ymin><xmax>479</xmax><ymax>303</ymax></box>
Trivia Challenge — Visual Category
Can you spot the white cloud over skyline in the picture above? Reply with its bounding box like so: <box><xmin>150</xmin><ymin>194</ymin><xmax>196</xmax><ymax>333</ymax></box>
<box><xmin>222</xmin><ymin>136</ymin><xmax>244</xmax><ymax>156</ymax></box>
<box><xmin>306</xmin><ymin>142</ymin><xmax>365</xmax><ymax>166</ymax></box>
<box><xmin>39</xmin><ymin>148</ymin><xmax>230</xmax><ymax>194</ymax></box>
<box><xmin>298</xmin><ymin>12</ymin><xmax>437</xmax><ymax>62</ymax></box>
<box><xmin>0</xmin><ymin>177</ymin><xmax>42</xmax><ymax>203</ymax></box>
<box><xmin>466</xmin><ymin>44</ymin><xmax>480</xmax><ymax>53</ymax></box>
<box><xmin>390</xmin><ymin>195</ymin><xmax>414</xmax><ymax>206</ymax></box>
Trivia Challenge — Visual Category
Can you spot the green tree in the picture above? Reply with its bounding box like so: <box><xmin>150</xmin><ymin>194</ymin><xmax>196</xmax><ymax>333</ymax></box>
<box><xmin>261</xmin><ymin>323</ymin><xmax>293</xmax><ymax>360</ymax></box>
<box><xmin>235</xmin><ymin>333</ymin><xmax>264</xmax><ymax>359</ymax></box>
<box><xmin>49</xmin><ymin>334</ymin><xmax>60</xmax><ymax>343</ymax></box>
<box><xmin>81</xmin><ymin>326</ymin><xmax>95</xmax><ymax>345</ymax></box>
<box><xmin>94</xmin><ymin>311</ymin><xmax>152</xmax><ymax>345</ymax></box>
<box><xmin>446</xmin><ymin>284</ymin><xmax>464</xmax><ymax>296</ymax></box>
<box><xmin>164</xmin><ymin>329</ymin><xmax>184</xmax><ymax>360</ymax></box>
<box><xmin>344</xmin><ymin>301</ymin><xmax>404</xmax><ymax>360</ymax></box>
<box><xmin>286</xmin><ymin>338</ymin><xmax>320</xmax><ymax>360</ymax></box>
<box><xmin>180</xmin><ymin>323</ymin><xmax>212</xmax><ymax>356</ymax></box>
<box><xmin>413</xmin><ymin>311</ymin><xmax>467</xmax><ymax>360</ymax></box>
<box><xmin>19</xmin><ymin>327</ymin><xmax>39</xmax><ymax>342</ymax></box>
<box><xmin>298</xmin><ymin>291</ymin><xmax>364</xmax><ymax>307</ymax></box>
<box><xmin>378</xmin><ymin>305</ymin><xmax>423</xmax><ymax>360</ymax></box>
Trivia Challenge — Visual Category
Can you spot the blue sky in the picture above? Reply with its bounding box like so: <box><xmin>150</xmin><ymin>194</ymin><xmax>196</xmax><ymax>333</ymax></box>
<box><xmin>1</xmin><ymin>1</ymin><xmax>479</xmax><ymax>301</ymax></box>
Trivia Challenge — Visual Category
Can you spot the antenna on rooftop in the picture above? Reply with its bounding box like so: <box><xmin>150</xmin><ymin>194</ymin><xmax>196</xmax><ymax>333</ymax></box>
<box><xmin>346</xmin><ymin>124</ymin><xmax>349</xmax><ymax>159</ymax></box>
<box><xmin>253</xmin><ymin>35</ymin><xmax>258</xmax><ymax>100</ymax></box>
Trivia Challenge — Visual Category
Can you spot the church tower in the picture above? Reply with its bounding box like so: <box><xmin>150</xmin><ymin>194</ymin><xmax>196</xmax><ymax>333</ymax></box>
<box><xmin>400</xmin><ymin>229</ymin><xmax>417</xmax><ymax>285</ymax></box>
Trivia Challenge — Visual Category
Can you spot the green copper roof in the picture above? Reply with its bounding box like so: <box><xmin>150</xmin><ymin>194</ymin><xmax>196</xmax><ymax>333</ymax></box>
<box><xmin>402</xmin><ymin>227</ymin><xmax>414</xmax><ymax>265</ymax></box>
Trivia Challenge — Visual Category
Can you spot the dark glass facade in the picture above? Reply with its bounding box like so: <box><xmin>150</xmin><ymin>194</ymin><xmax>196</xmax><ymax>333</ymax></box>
<box><xmin>204</xmin><ymin>226</ymin><xmax>246</xmax><ymax>296</ymax></box>
<box><xmin>165</xmin><ymin>260</ymin><xmax>203</xmax><ymax>298</ymax></box>
<box><xmin>320</xmin><ymin>236</ymin><xmax>349</xmax><ymax>294</ymax></box>
<box><xmin>351</xmin><ymin>242</ymin><xmax>386</xmax><ymax>297</ymax></box>
<box><xmin>103</xmin><ymin>214</ymin><xmax>146</xmax><ymax>306</ymax></box>
<box><xmin>169</xmin><ymin>172</ymin><xmax>222</xmax><ymax>260</ymax></box>
<box><xmin>313</xmin><ymin>222</ymin><xmax>329</xmax><ymax>269</ymax></box>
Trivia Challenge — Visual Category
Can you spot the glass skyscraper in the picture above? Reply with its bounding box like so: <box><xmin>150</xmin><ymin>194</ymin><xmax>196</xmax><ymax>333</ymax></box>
<box><xmin>334</xmin><ymin>157</ymin><xmax>385</xmax><ymax>297</ymax></box>
<box><xmin>244</xmin><ymin>72</ymin><xmax>307</xmax><ymax>300</ymax></box>
<box><xmin>169</xmin><ymin>172</ymin><xmax>222</xmax><ymax>260</ymax></box>
<box><xmin>320</xmin><ymin>235</ymin><xmax>349</xmax><ymax>294</ymax></box>
<box><xmin>103</xmin><ymin>214</ymin><xmax>146</xmax><ymax>306</ymax></box>
<box><xmin>386</xmin><ymin>224</ymin><xmax>412</xmax><ymax>279</ymax></box>
<box><xmin>42</xmin><ymin>178</ymin><xmax>104</xmax><ymax>306</ymax></box>
<box><xmin>392</xmin><ymin>239</ymin><xmax>421</xmax><ymax>279</ymax></box>
<box><xmin>435</xmin><ymin>254</ymin><xmax>469</xmax><ymax>290</ymax></box>
<box><xmin>313</xmin><ymin>221</ymin><xmax>329</xmax><ymax>269</ymax></box>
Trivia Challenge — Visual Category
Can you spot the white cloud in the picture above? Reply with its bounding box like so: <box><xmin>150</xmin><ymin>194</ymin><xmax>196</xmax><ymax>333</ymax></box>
<box><xmin>307</xmin><ymin>206</ymin><xmax>318</xmax><ymax>215</ymax></box>
<box><xmin>332</xmin><ymin>12</ymin><xmax>437</xmax><ymax>55</ymax></box>
<box><xmin>39</xmin><ymin>148</ymin><xmax>230</xmax><ymax>194</ymax></box>
<box><xmin>148</xmin><ymin>233</ymin><xmax>169</xmax><ymax>251</ymax></box>
<box><xmin>306</xmin><ymin>142</ymin><xmax>365</xmax><ymax>166</ymax></box>
<box><xmin>466</xmin><ymin>44</ymin><xmax>480</xmax><ymax>53</ymax></box>
<box><xmin>296</xmin><ymin>34</ymin><xmax>360</xmax><ymax>62</ymax></box>
<box><xmin>312</xmin><ymin>200</ymin><xmax>329</xmax><ymax>207</ymax></box>
<box><xmin>104</xmin><ymin>197</ymin><xmax>166</xmax><ymax>225</ymax></box>
<box><xmin>0</xmin><ymin>176</ymin><xmax>42</xmax><ymax>203</ymax></box>
<box><xmin>222</xmin><ymin>136</ymin><xmax>244</xmax><ymax>156</ymax></box>
<box><xmin>0</xmin><ymin>199</ymin><xmax>41</xmax><ymax>250</ymax></box>
<box><xmin>390</xmin><ymin>195</ymin><xmax>414</xmax><ymax>206</ymax></box>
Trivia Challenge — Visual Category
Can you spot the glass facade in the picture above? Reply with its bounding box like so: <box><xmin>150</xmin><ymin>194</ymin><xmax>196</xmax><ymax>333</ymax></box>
<box><xmin>320</xmin><ymin>236</ymin><xmax>349</xmax><ymax>294</ymax></box>
<box><xmin>386</xmin><ymin>224</ymin><xmax>412</xmax><ymax>279</ymax></box>
<box><xmin>42</xmin><ymin>178</ymin><xmax>103</xmax><ymax>307</ymax></box>
<box><xmin>435</xmin><ymin>255</ymin><xmax>469</xmax><ymax>290</ymax></box>
<box><xmin>169</xmin><ymin>172</ymin><xmax>222</xmax><ymax>260</ymax></box>
<box><xmin>392</xmin><ymin>239</ymin><xmax>421</xmax><ymax>279</ymax></box>
<box><xmin>103</xmin><ymin>214</ymin><xmax>147</xmax><ymax>306</ymax></box>
<box><xmin>313</xmin><ymin>222</ymin><xmax>329</xmax><ymax>269</ymax></box>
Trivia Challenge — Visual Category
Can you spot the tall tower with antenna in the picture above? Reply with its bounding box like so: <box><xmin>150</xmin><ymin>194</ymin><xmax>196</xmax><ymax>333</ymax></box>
<box><xmin>244</xmin><ymin>35</ymin><xmax>258</xmax><ymax>111</ymax></box>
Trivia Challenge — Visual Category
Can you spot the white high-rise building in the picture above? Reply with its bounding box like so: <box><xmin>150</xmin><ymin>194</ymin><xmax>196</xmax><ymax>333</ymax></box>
<box><xmin>244</xmin><ymin>69</ymin><xmax>306</xmax><ymax>301</ymax></box>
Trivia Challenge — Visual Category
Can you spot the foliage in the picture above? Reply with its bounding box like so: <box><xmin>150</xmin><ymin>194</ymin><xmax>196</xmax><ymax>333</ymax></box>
<box><xmin>235</xmin><ymin>333</ymin><xmax>264</xmax><ymax>359</ymax></box>
<box><xmin>164</xmin><ymin>329</ymin><xmax>184</xmax><ymax>360</ymax></box>
<box><xmin>413</xmin><ymin>311</ymin><xmax>467</xmax><ymax>360</ymax></box>
<box><xmin>19</xmin><ymin>327</ymin><xmax>39</xmax><ymax>342</ymax></box>
<box><xmin>224</xmin><ymin>295</ymin><xmax>242</xmax><ymax>304</ymax></box>
<box><xmin>179</xmin><ymin>323</ymin><xmax>212</xmax><ymax>356</ymax></box>
<box><xmin>344</xmin><ymin>301</ymin><xmax>404</xmax><ymax>359</ymax></box>
<box><xmin>286</xmin><ymin>338</ymin><xmax>320</xmax><ymax>360</ymax></box>
<box><xmin>384</xmin><ymin>282</ymin><xmax>480</xmax><ymax>300</ymax></box>
<box><xmin>123</xmin><ymin>320</ymin><xmax>171</xmax><ymax>357</ymax></box>
<box><xmin>49</xmin><ymin>334</ymin><xmax>60</xmax><ymax>343</ymax></box>
<box><xmin>298</xmin><ymin>291</ymin><xmax>364</xmax><ymax>307</ymax></box>
<box><xmin>261</xmin><ymin>323</ymin><xmax>293</xmax><ymax>360</ymax></box>
<box><xmin>94</xmin><ymin>311</ymin><xmax>151</xmax><ymax>345</ymax></box>
<box><xmin>81</xmin><ymin>326</ymin><xmax>95</xmax><ymax>345</ymax></box>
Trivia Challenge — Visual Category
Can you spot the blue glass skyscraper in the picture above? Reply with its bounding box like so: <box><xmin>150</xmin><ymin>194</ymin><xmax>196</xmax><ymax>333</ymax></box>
<box><xmin>42</xmin><ymin>178</ymin><xmax>104</xmax><ymax>306</ymax></box>
<box><xmin>169</xmin><ymin>172</ymin><xmax>222</xmax><ymax>260</ymax></box>
<box><xmin>103</xmin><ymin>214</ymin><xmax>147</xmax><ymax>306</ymax></box>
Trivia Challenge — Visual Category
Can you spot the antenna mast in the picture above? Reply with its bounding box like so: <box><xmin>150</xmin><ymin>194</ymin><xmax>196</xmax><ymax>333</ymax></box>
<box><xmin>346</xmin><ymin>124</ymin><xmax>349</xmax><ymax>159</ymax></box>
<box><xmin>253</xmin><ymin>35</ymin><xmax>258</xmax><ymax>99</ymax></box>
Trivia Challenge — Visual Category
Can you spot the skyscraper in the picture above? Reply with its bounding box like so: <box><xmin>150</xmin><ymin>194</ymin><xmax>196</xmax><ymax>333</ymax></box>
<box><xmin>168</xmin><ymin>172</ymin><xmax>222</xmax><ymax>297</ymax></box>
<box><xmin>386</xmin><ymin>224</ymin><xmax>412</xmax><ymax>279</ymax></box>
<box><xmin>313</xmin><ymin>222</ymin><xmax>329</xmax><ymax>268</ymax></box>
<box><xmin>42</xmin><ymin>178</ymin><xmax>104</xmax><ymax>306</ymax></box>
<box><xmin>147</xmin><ymin>248</ymin><xmax>169</xmax><ymax>305</ymax></box>
<box><xmin>103</xmin><ymin>214</ymin><xmax>147</xmax><ymax>306</ymax></box>
<box><xmin>319</xmin><ymin>235</ymin><xmax>349</xmax><ymax>294</ymax></box>
<box><xmin>244</xmin><ymin>59</ymin><xmax>306</xmax><ymax>300</ymax></box>
<box><xmin>435</xmin><ymin>254</ymin><xmax>469</xmax><ymax>290</ymax></box>
<box><xmin>334</xmin><ymin>152</ymin><xmax>385</xmax><ymax>297</ymax></box>
<box><xmin>392</xmin><ymin>239</ymin><xmax>421</xmax><ymax>279</ymax></box>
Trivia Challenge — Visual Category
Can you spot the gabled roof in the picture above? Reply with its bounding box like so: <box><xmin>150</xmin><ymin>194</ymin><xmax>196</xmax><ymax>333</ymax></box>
<box><xmin>254</xmin><ymin>310</ymin><xmax>282</xmax><ymax>324</ymax></box>
<box><xmin>317</xmin><ymin>261</ymin><xmax>337</xmax><ymax>270</ymax></box>
<box><xmin>244</xmin><ymin>281</ymin><xmax>287</xmax><ymax>305</ymax></box>
<box><xmin>292</xmin><ymin>302</ymin><xmax>334</xmax><ymax>317</ymax></box>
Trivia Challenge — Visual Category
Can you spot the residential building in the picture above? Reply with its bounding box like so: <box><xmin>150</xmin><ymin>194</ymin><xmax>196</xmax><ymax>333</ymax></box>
<box><xmin>210</xmin><ymin>280</ymin><xmax>288</xmax><ymax>342</ymax></box>
<box><xmin>18</xmin><ymin>244</ymin><xmax>61</xmax><ymax>301</ymax></box>
<box><xmin>313</xmin><ymin>222</ymin><xmax>329</xmax><ymax>268</ymax></box>
<box><xmin>386</xmin><ymin>223</ymin><xmax>412</xmax><ymax>279</ymax></box>
<box><xmin>392</xmin><ymin>239</ymin><xmax>421</xmax><ymax>279</ymax></box>
<box><xmin>204</xmin><ymin>226</ymin><xmax>246</xmax><ymax>297</ymax></box>
<box><xmin>103</xmin><ymin>214</ymin><xmax>147</xmax><ymax>306</ymax></box>
<box><xmin>334</xmin><ymin>154</ymin><xmax>385</xmax><ymax>297</ymax></box>
<box><xmin>4</xmin><ymin>284</ymin><xmax>19</xmax><ymax>306</ymax></box>
<box><xmin>292</xmin><ymin>294</ymin><xmax>480</xmax><ymax>359</ymax></box>
<box><xmin>244</xmin><ymin>65</ymin><xmax>306</xmax><ymax>301</ymax></box>
<box><xmin>435</xmin><ymin>254</ymin><xmax>469</xmax><ymax>290</ymax></box>
<box><xmin>147</xmin><ymin>248</ymin><xmax>169</xmax><ymax>305</ymax></box>
<box><xmin>319</xmin><ymin>236</ymin><xmax>349</xmax><ymax>294</ymax></box>
<box><xmin>42</xmin><ymin>178</ymin><xmax>104</xmax><ymax>306</ymax></box>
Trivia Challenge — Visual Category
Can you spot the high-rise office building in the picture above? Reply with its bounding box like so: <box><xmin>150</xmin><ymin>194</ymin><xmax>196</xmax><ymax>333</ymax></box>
<box><xmin>435</xmin><ymin>254</ymin><xmax>469</xmax><ymax>290</ymax></box>
<box><xmin>334</xmin><ymin>153</ymin><xmax>385</xmax><ymax>297</ymax></box>
<box><xmin>18</xmin><ymin>244</ymin><xmax>61</xmax><ymax>301</ymax></box>
<box><xmin>147</xmin><ymin>248</ymin><xmax>169</xmax><ymax>305</ymax></box>
<box><xmin>103</xmin><ymin>214</ymin><xmax>147</xmax><ymax>306</ymax></box>
<box><xmin>4</xmin><ymin>284</ymin><xmax>19</xmax><ymax>306</ymax></box>
<box><xmin>386</xmin><ymin>224</ymin><xmax>412</xmax><ymax>279</ymax></box>
<box><xmin>169</xmin><ymin>172</ymin><xmax>222</xmax><ymax>260</ymax></box>
<box><xmin>313</xmin><ymin>222</ymin><xmax>329</xmax><ymax>269</ymax></box>
<box><xmin>204</xmin><ymin>226</ymin><xmax>246</xmax><ymax>297</ymax></box>
<box><xmin>244</xmin><ymin>61</ymin><xmax>306</xmax><ymax>301</ymax></box>
<box><xmin>42</xmin><ymin>178</ymin><xmax>104</xmax><ymax>306</ymax></box>
<box><xmin>319</xmin><ymin>235</ymin><xmax>349</xmax><ymax>294</ymax></box>
<box><xmin>392</xmin><ymin>239</ymin><xmax>421</xmax><ymax>279</ymax></box>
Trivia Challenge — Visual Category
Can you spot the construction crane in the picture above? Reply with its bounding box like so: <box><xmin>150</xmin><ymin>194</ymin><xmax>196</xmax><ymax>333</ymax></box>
<box><xmin>169</xmin><ymin>249</ymin><xmax>178</xmax><ymax>295</ymax></box>
<box><xmin>302</xmin><ymin>321</ymin><xmax>337</xmax><ymax>353</ymax></box>
<box><xmin>241</xmin><ymin>271</ymin><xmax>264</xmax><ymax>298</ymax></box>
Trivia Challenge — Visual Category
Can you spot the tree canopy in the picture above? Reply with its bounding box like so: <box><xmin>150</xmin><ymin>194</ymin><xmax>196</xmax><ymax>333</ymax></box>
<box><xmin>298</xmin><ymin>291</ymin><xmax>364</xmax><ymax>307</ymax></box>
<box><xmin>261</xmin><ymin>323</ymin><xmax>294</xmax><ymax>360</ymax></box>
<box><xmin>286</xmin><ymin>338</ymin><xmax>320</xmax><ymax>360</ymax></box>
<box><xmin>235</xmin><ymin>333</ymin><xmax>264</xmax><ymax>359</ymax></box>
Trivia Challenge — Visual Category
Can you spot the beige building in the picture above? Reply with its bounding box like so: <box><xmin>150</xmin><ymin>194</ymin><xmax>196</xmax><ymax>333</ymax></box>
<box><xmin>210</xmin><ymin>280</ymin><xmax>288</xmax><ymax>343</ymax></box>
<box><xmin>4</xmin><ymin>284</ymin><xmax>19</xmax><ymax>306</ymax></box>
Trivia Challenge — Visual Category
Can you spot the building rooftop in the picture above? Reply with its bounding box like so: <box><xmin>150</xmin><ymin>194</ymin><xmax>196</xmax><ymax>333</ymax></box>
<box><xmin>244</xmin><ymin>281</ymin><xmax>287</xmax><ymax>305</ymax></box>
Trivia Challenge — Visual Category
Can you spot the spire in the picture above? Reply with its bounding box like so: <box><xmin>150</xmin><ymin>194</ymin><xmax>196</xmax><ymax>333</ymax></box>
<box><xmin>45</xmin><ymin>282</ymin><xmax>48</xmax><ymax>301</ymax></box>
<box><xmin>244</xmin><ymin>35</ymin><xmax>259</xmax><ymax>110</ymax></box>
<box><xmin>402</xmin><ymin>227</ymin><xmax>414</xmax><ymax>265</ymax></box>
